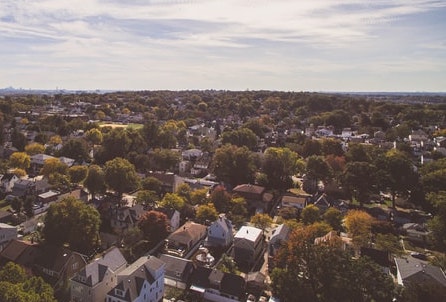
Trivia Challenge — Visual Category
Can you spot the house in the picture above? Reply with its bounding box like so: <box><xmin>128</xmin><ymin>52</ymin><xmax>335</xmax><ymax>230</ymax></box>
<box><xmin>0</xmin><ymin>223</ymin><xmax>18</xmax><ymax>251</ymax></box>
<box><xmin>189</xmin><ymin>267</ymin><xmax>246</xmax><ymax>302</ymax></box>
<box><xmin>159</xmin><ymin>254</ymin><xmax>195</xmax><ymax>289</ymax></box>
<box><xmin>245</xmin><ymin>271</ymin><xmax>266</xmax><ymax>298</ymax></box>
<box><xmin>395</xmin><ymin>256</ymin><xmax>446</xmax><ymax>292</ymax></box>
<box><xmin>232</xmin><ymin>184</ymin><xmax>274</xmax><ymax>214</ymax></box>
<box><xmin>146</xmin><ymin>172</ymin><xmax>183</xmax><ymax>194</ymax></box>
<box><xmin>360</xmin><ymin>247</ymin><xmax>391</xmax><ymax>274</ymax></box>
<box><xmin>106</xmin><ymin>256</ymin><xmax>165</xmax><ymax>302</ymax></box>
<box><xmin>59</xmin><ymin>156</ymin><xmax>75</xmax><ymax>167</ymax></box>
<box><xmin>70</xmin><ymin>247</ymin><xmax>127</xmax><ymax>302</ymax></box>
<box><xmin>280</xmin><ymin>192</ymin><xmax>310</xmax><ymax>210</ymax></box>
<box><xmin>0</xmin><ymin>173</ymin><xmax>19</xmax><ymax>193</ymax></box>
<box><xmin>0</xmin><ymin>210</ymin><xmax>14</xmax><ymax>224</ymax></box>
<box><xmin>58</xmin><ymin>188</ymin><xmax>89</xmax><ymax>203</ymax></box>
<box><xmin>0</xmin><ymin>239</ymin><xmax>38</xmax><ymax>269</ymax></box>
<box><xmin>311</xmin><ymin>192</ymin><xmax>331</xmax><ymax>212</ymax></box>
<box><xmin>34</xmin><ymin>245</ymin><xmax>87</xmax><ymax>288</ymax></box>
<box><xmin>111</xmin><ymin>204</ymin><xmax>147</xmax><ymax>233</ymax></box>
<box><xmin>156</xmin><ymin>207</ymin><xmax>181</xmax><ymax>232</ymax></box>
<box><xmin>164</xmin><ymin>221</ymin><xmax>207</xmax><ymax>258</ymax></box>
<box><xmin>233</xmin><ymin>226</ymin><xmax>264</xmax><ymax>268</ymax></box>
<box><xmin>402</xmin><ymin>223</ymin><xmax>431</xmax><ymax>245</ymax></box>
<box><xmin>314</xmin><ymin>230</ymin><xmax>353</xmax><ymax>252</ymax></box>
<box><xmin>30</xmin><ymin>153</ymin><xmax>55</xmax><ymax>174</ymax></box>
<box><xmin>268</xmin><ymin>224</ymin><xmax>290</xmax><ymax>271</ymax></box>
<box><xmin>38</xmin><ymin>190</ymin><xmax>60</xmax><ymax>204</ymax></box>
<box><xmin>205</xmin><ymin>214</ymin><xmax>233</xmax><ymax>248</ymax></box>
<box><xmin>182</xmin><ymin>148</ymin><xmax>203</xmax><ymax>161</ymax></box>
<box><xmin>11</xmin><ymin>179</ymin><xmax>36</xmax><ymax>197</ymax></box>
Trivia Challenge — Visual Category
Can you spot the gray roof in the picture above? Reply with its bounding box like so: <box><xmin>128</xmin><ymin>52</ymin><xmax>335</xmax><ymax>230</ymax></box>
<box><xmin>72</xmin><ymin>247</ymin><xmax>127</xmax><ymax>286</ymax></box>
<box><xmin>395</xmin><ymin>257</ymin><xmax>446</xmax><ymax>288</ymax></box>
<box><xmin>159</xmin><ymin>254</ymin><xmax>194</xmax><ymax>280</ymax></box>
<box><xmin>108</xmin><ymin>256</ymin><xmax>164</xmax><ymax>301</ymax></box>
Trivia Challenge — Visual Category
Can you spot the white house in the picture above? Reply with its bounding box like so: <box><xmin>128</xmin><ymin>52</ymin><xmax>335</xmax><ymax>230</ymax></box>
<box><xmin>205</xmin><ymin>214</ymin><xmax>233</xmax><ymax>248</ymax></box>
<box><xmin>233</xmin><ymin>226</ymin><xmax>264</xmax><ymax>268</ymax></box>
<box><xmin>106</xmin><ymin>256</ymin><xmax>165</xmax><ymax>302</ymax></box>
<box><xmin>0</xmin><ymin>173</ymin><xmax>19</xmax><ymax>193</ymax></box>
<box><xmin>0</xmin><ymin>223</ymin><xmax>17</xmax><ymax>251</ymax></box>
<box><xmin>70</xmin><ymin>247</ymin><xmax>127</xmax><ymax>302</ymax></box>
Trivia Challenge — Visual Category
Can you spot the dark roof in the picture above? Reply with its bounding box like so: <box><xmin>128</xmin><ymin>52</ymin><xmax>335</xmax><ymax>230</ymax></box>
<box><xmin>34</xmin><ymin>245</ymin><xmax>82</xmax><ymax>274</ymax></box>
<box><xmin>168</xmin><ymin>222</ymin><xmax>207</xmax><ymax>245</ymax></box>
<box><xmin>395</xmin><ymin>257</ymin><xmax>446</xmax><ymax>288</ymax></box>
<box><xmin>159</xmin><ymin>254</ymin><xmax>194</xmax><ymax>280</ymax></box>
<box><xmin>233</xmin><ymin>184</ymin><xmax>265</xmax><ymax>196</ymax></box>
<box><xmin>156</xmin><ymin>207</ymin><xmax>177</xmax><ymax>219</ymax></box>
<box><xmin>190</xmin><ymin>267</ymin><xmax>246</xmax><ymax>299</ymax></box>
<box><xmin>1</xmin><ymin>173</ymin><xmax>16</xmax><ymax>181</ymax></box>
<box><xmin>0</xmin><ymin>239</ymin><xmax>36</xmax><ymax>264</ymax></box>
<box><xmin>72</xmin><ymin>247</ymin><xmax>127</xmax><ymax>286</ymax></box>
<box><xmin>221</xmin><ymin>273</ymin><xmax>246</xmax><ymax>298</ymax></box>
<box><xmin>360</xmin><ymin>247</ymin><xmax>390</xmax><ymax>267</ymax></box>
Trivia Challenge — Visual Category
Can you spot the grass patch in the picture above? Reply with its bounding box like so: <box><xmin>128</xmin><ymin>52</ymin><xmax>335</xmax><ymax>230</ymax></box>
<box><xmin>99</xmin><ymin>122</ymin><xmax>143</xmax><ymax>130</ymax></box>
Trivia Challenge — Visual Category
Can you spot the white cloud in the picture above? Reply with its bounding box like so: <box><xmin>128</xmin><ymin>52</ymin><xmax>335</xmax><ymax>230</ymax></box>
<box><xmin>1</xmin><ymin>0</ymin><xmax>445</xmax><ymax>90</ymax></box>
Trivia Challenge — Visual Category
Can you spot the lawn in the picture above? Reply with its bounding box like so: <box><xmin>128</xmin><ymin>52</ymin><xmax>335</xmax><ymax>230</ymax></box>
<box><xmin>99</xmin><ymin>122</ymin><xmax>143</xmax><ymax>130</ymax></box>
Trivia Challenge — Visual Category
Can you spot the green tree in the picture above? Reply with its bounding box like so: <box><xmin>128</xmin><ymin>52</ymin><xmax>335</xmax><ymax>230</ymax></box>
<box><xmin>262</xmin><ymin>147</ymin><xmax>299</xmax><ymax>191</ymax></box>
<box><xmin>97</xmin><ymin>128</ymin><xmax>131</xmax><ymax>163</ymax></box>
<box><xmin>420</xmin><ymin>158</ymin><xmax>446</xmax><ymax>194</ymax></box>
<box><xmin>24</xmin><ymin>142</ymin><xmax>45</xmax><ymax>156</ymax></box>
<box><xmin>375</xmin><ymin>149</ymin><xmax>418</xmax><ymax>208</ymax></box>
<box><xmin>104</xmin><ymin>157</ymin><xmax>140</xmax><ymax>199</ymax></box>
<box><xmin>84</xmin><ymin>165</ymin><xmax>106</xmax><ymax>200</ymax></box>
<box><xmin>250</xmin><ymin>213</ymin><xmax>273</xmax><ymax>232</ymax></box>
<box><xmin>176</xmin><ymin>183</ymin><xmax>192</xmax><ymax>204</ymax></box>
<box><xmin>322</xmin><ymin>207</ymin><xmax>343</xmax><ymax>231</ymax></box>
<box><xmin>341</xmin><ymin>161</ymin><xmax>377</xmax><ymax>206</ymax></box>
<box><xmin>159</xmin><ymin>193</ymin><xmax>185</xmax><ymax>211</ymax></box>
<box><xmin>305</xmin><ymin>155</ymin><xmax>332</xmax><ymax>188</ymax></box>
<box><xmin>141</xmin><ymin>177</ymin><xmax>163</xmax><ymax>195</ymax></box>
<box><xmin>190</xmin><ymin>188</ymin><xmax>209</xmax><ymax>205</ymax></box>
<box><xmin>428</xmin><ymin>201</ymin><xmax>446</xmax><ymax>252</ymax></box>
<box><xmin>11</xmin><ymin>129</ymin><xmax>27</xmax><ymax>151</ymax></box>
<box><xmin>85</xmin><ymin>128</ymin><xmax>103</xmax><ymax>145</ymax></box>
<box><xmin>374</xmin><ymin>233</ymin><xmax>403</xmax><ymax>255</ymax></box>
<box><xmin>9</xmin><ymin>152</ymin><xmax>30</xmax><ymax>170</ymax></box>
<box><xmin>344</xmin><ymin>210</ymin><xmax>374</xmax><ymax>248</ymax></box>
<box><xmin>68</xmin><ymin>165</ymin><xmax>88</xmax><ymax>185</ymax></box>
<box><xmin>211</xmin><ymin>144</ymin><xmax>258</xmax><ymax>187</ymax></box>
<box><xmin>221</xmin><ymin>128</ymin><xmax>258</xmax><ymax>150</ymax></box>
<box><xmin>60</xmin><ymin>138</ymin><xmax>90</xmax><ymax>163</ymax></box>
<box><xmin>41</xmin><ymin>158</ymin><xmax>68</xmax><ymax>178</ymax></box>
<box><xmin>43</xmin><ymin>196</ymin><xmax>101</xmax><ymax>254</ymax></box>
<box><xmin>271</xmin><ymin>225</ymin><xmax>395</xmax><ymax>302</ymax></box>
<box><xmin>321</xmin><ymin>138</ymin><xmax>344</xmax><ymax>157</ymax></box>
<box><xmin>138</xmin><ymin>210</ymin><xmax>170</xmax><ymax>247</ymax></box>
<box><xmin>149</xmin><ymin>148</ymin><xmax>181</xmax><ymax>172</ymax></box>
<box><xmin>301</xmin><ymin>204</ymin><xmax>320</xmax><ymax>225</ymax></box>
<box><xmin>210</xmin><ymin>186</ymin><xmax>232</xmax><ymax>213</ymax></box>
<box><xmin>136</xmin><ymin>190</ymin><xmax>158</xmax><ymax>207</ymax></box>
<box><xmin>196</xmin><ymin>203</ymin><xmax>218</xmax><ymax>224</ymax></box>
<box><xmin>0</xmin><ymin>262</ymin><xmax>56</xmax><ymax>302</ymax></box>
<box><xmin>217</xmin><ymin>254</ymin><xmax>240</xmax><ymax>274</ymax></box>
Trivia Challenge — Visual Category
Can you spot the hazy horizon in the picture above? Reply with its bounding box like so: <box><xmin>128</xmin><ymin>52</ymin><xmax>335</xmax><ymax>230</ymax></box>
<box><xmin>1</xmin><ymin>0</ymin><xmax>446</xmax><ymax>92</ymax></box>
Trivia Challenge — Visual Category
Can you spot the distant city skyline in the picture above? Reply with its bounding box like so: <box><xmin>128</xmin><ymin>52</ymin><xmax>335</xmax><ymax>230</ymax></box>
<box><xmin>1</xmin><ymin>0</ymin><xmax>445</xmax><ymax>92</ymax></box>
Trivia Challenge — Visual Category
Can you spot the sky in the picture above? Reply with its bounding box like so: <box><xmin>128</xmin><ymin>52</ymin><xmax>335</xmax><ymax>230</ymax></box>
<box><xmin>1</xmin><ymin>0</ymin><xmax>446</xmax><ymax>92</ymax></box>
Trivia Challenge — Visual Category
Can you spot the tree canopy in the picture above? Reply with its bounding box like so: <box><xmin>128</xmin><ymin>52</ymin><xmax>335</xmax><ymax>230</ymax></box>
<box><xmin>43</xmin><ymin>196</ymin><xmax>101</xmax><ymax>254</ymax></box>
<box><xmin>104</xmin><ymin>157</ymin><xmax>140</xmax><ymax>198</ymax></box>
